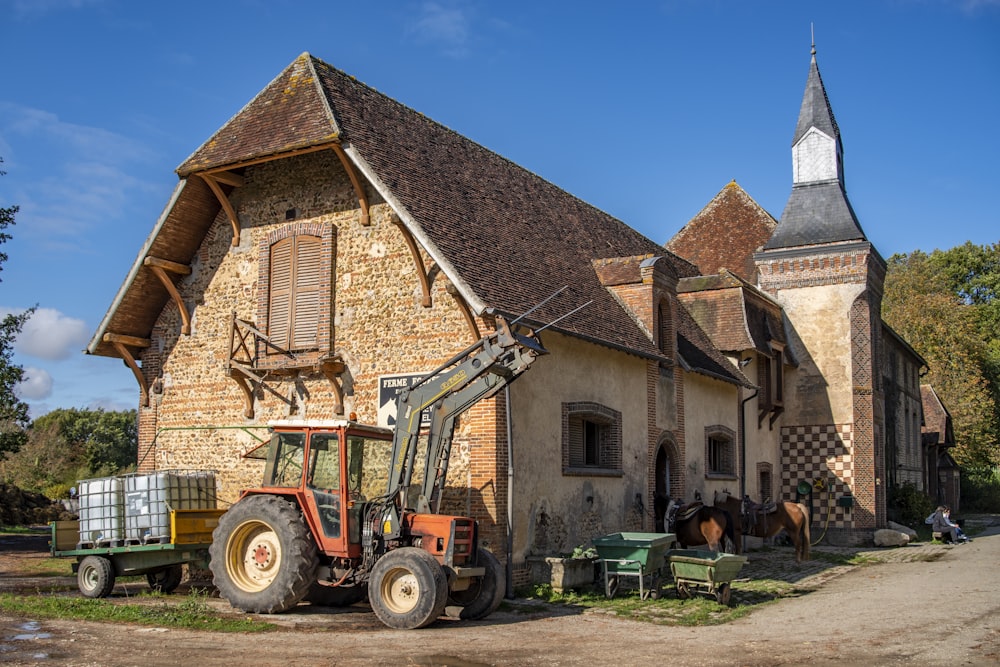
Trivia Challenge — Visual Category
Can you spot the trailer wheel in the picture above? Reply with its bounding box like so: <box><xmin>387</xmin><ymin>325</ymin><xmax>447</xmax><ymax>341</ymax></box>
<box><xmin>78</xmin><ymin>555</ymin><xmax>115</xmax><ymax>598</ymax></box>
<box><xmin>147</xmin><ymin>564</ymin><xmax>183</xmax><ymax>594</ymax></box>
<box><xmin>369</xmin><ymin>547</ymin><xmax>448</xmax><ymax>629</ymax></box>
<box><xmin>445</xmin><ymin>548</ymin><xmax>505</xmax><ymax>620</ymax></box>
<box><xmin>304</xmin><ymin>581</ymin><xmax>368</xmax><ymax>607</ymax></box>
<box><xmin>210</xmin><ymin>495</ymin><xmax>318</xmax><ymax>613</ymax></box>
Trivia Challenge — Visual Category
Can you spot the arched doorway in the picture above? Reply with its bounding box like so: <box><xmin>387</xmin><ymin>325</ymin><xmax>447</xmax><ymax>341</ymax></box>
<box><xmin>653</xmin><ymin>436</ymin><xmax>677</xmax><ymax>532</ymax></box>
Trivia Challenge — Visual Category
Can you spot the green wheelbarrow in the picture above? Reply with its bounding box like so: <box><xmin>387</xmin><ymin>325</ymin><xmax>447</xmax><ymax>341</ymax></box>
<box><xmin>667</xmin><ymin>548</ymin><xmax>747</xmax><ymax>605</ymax></box>
<box><xmin>592</xmin><ymin>532</ymin><xmax>674</xmax><ymax>600</ymax></box>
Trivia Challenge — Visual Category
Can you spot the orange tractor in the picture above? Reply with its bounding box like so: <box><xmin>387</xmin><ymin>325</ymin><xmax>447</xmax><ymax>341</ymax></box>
<box><xmin>209</xmin><ymin>315</ymin><xmax>547</xmax><ymax>628</ymax></box>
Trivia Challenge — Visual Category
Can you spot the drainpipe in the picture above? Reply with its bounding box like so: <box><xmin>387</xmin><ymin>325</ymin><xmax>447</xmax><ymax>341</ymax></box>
<box><xmin>740</xmin><ymin>386</ymin><xmax>758</xmax><ymax>552</ymax></box>
<box><xmin>505</xmin><ymin>385</ymin><xmax>515</xmax><ymax>598</ymax></box>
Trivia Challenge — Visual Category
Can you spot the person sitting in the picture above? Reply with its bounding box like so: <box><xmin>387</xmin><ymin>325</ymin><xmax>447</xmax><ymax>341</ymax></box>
<box><xmin>930</xmin><ymin>506</ymin><xmax>969</xmax><ymax>543</ymax></box>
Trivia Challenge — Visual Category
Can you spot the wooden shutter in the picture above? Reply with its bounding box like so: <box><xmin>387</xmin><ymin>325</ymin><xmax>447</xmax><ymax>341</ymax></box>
<box><xmin>568</xmin><ymin>416</ymin><xmax>584</xmax><ymax>466</ymax></box>
<box><xmin>268</xmin><ymin>239</ymin><xmax>293</xmax><ymax>351</ymax></box>
<box><xmin>291</xmin><ymin>236</ymin><xmax>321</xmax><ymax>350</ymax></box>
<box><xmin>268</xmin><ymin>234</ymin><xmax>321</xmax><ymax>353</ymax></box>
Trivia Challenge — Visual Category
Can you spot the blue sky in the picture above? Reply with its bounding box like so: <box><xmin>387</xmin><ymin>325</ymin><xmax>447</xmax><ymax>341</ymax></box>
<box><xmin>1</xmin><ymin>0</ymin><xmax>998</xmax><ymax>419</ymax></box>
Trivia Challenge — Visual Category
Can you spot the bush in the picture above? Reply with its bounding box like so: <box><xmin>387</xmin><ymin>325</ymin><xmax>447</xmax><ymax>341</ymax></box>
<box><xmin>888</xmin><ymin>481</ymin><xmax>934</xmax><ymax>528</ymax></box>
<box><xmin>960</xmin><ymin>466</ymin><xmax>1000</xmax><ymax>512</ymax></box>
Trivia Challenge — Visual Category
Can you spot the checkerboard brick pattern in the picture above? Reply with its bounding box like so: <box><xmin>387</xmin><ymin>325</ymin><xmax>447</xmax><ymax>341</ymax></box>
<box><xmin>781</xmin><ymin>424</ymin><xmax>854</xmax><ymax>528</ymax></box>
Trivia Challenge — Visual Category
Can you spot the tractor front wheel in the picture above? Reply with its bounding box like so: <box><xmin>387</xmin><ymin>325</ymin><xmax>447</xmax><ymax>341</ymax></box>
<box><xmin>445</xmin><ymin>548</ymin><xmax>505</xmax><ymax>620</ymax></box>
<box><xmin>209</xmin><ymin>495</ymin><xmax>318</xmax><ymax>613</ymax></box>
<box><xmin>369</xmin><ymin>547</ymin><xmax>448</xmax><ymax>629</ymax></box>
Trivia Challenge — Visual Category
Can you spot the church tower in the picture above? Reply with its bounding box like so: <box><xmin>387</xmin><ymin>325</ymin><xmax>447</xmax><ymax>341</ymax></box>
<box><xmin>754</xmin><ymin>44</ymin><xmax>887</xmax><ymax>543</ymax></box>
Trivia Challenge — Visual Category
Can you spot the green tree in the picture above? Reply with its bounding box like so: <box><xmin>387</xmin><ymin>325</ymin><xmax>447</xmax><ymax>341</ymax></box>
<box><xmin>32</xmin><ymin>408</ymin><xmax>138</xmax><ymax>475</ymax></box>
<box><xmin>2</xmin><ymin>408</ymin><xmax>138</xmax><ymax>494</ymax></box>
<box><xmin>884</xmin><ymin>248</ymin><xmax>1000</xmax><ymax>468</ymax></box>
<box><xmin>0</xmin><ymin>156</ymin><xmax>33</xmax><ymax>460</ymax></box>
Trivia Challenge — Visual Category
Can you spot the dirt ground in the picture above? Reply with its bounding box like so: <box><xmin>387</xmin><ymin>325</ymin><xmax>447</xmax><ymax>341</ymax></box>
<box><xmin>2</xmin><ymin>520</ymin><xmax>1000</xmax><ymax>667</ymax></box>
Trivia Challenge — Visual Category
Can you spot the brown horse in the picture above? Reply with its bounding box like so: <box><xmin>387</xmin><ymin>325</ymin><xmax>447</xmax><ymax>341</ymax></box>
<box><xmin>655</xmin><ymin>495</ymin><xmax>735</xmax><ymax>553</ymax></box>
<box><xmin>715</xmin><ymin>490</ymin><xmax>811</xmax><ymax>562</ymax></box>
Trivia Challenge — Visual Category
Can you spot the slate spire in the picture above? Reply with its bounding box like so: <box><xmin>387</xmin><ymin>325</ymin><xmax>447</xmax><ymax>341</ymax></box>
<box><xmin>764</xmin><ymin>44</ymin><xmax>867</xmax><ymax>250</ymax></box>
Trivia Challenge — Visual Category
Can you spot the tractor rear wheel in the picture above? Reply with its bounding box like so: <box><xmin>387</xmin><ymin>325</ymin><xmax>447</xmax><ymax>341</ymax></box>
<box><xmin>445</xmin><ymin>547</ymin><xmax>505</xmax><ymax>620</ymax></box>
<box><xmin>369</xmin><ymin>547</ymin><xmax>447</xmax><ymax>629</ymax></box>
<box><xmin>209</xmin><ymin>495</ymin><xmax>318</xmax><ymax>613</ymax></box>
<box><xmin>147</xmin><ymin>564</ymin><xmax>183</xmax><ymax>594</ymax></box>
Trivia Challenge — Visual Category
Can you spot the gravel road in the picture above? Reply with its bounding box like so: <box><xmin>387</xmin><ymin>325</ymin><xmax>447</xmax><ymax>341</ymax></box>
<box><xmin>2</xmin><ymin>522</ymin><xmax>998</xmax><ymax>666</ymax></box>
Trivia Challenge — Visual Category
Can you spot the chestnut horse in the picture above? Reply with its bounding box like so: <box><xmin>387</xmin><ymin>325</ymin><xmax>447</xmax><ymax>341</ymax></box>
<box><xmin>715</xmin><ymin>490</ymin><xmax>811</xmax><ymax>562</ymax></box>
<box><xmin>654</xmin><ymin>495</ymin><xmax>735</xmax><ymax>553</ymax></box>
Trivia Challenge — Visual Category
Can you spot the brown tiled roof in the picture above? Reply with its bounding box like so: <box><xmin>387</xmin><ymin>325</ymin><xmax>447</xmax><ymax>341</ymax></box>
<box><xmin>921</xmin><ymin>384</ymin><xmax>954</xmax><ymax>447</ymax></box>
<box><xmin>676</xmin><ymin>271</ymin><xmax>788</xmax><ymax>357</ymax></box>
<box><xmin>666</xmin><ymin>181</ymin><xmax>777</xmax><ymax>282</ymax></box>
<box><xmin>676</xmin><ymin>303</ymin><xmax>753</xmax><ymax>388</ymax></box>
<box><xmin>91</xmin><ymin>53</ymin><xmax>738</xmax><ymax>384</ymax></box>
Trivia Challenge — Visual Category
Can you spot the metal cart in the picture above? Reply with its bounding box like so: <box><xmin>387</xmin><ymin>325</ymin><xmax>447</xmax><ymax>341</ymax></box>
<box><xmin>50</xmin><ymin>509</ymin><xmax>224</xmax><ymax>598</ymax></box>
<box><xmin>592</xmin><ymin>532</ymin><xmax>674</xmax><ymax>600</ymax></box>
<box><xmin>667</xmin><ymin>548</ymin><xmax>748</xmax><ymax>605</ymax></box>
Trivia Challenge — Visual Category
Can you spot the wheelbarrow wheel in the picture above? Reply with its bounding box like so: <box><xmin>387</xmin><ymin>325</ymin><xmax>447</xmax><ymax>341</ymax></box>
<box><xmin>715</xmin><ymin>582</ymin><xmax>732</xmax><ymax>605</ymax></box>
<box><xmin>648</xmin><ymin>574</ymin><xmax>662</xmax><ymax>600</ymax></box>
<box><xmin>676</xmin><ymin>581</ymin><xmax>691</xmax><ymax>600</ymax></box>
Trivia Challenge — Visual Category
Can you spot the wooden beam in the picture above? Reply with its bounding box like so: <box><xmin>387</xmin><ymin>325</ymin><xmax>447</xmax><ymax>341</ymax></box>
<box><xmin>103</xmin><ymin>332</ymin><xmax>151</xmax><ymax>348</ymax></box>
<box><xmin>146</xmin><ymin>264</ymin><xmax>192</xmax><ymax>335</ymax></box>
<box><xmin>198</xmin><ymin>173</ymin><xmax>242</xmax><ymax>247</ymax></box>
<box><xmin>144</xmin><ymin>256</ymin><xmax>192</xmax><ymax>275</ymax></box>
<box><xmin>448</xmin><ymin>286</ymin><xmax>482</xmax><ymax>340</ymax></box>
<box><xmin>330</xmin><ymin>144</ymin><xmax>370</xmax><ymax>226</ymax></box>
<box><xmin>207</xmin><ymin>170</ymin><xmax>245</xmax><ymax>187</ymax></box>
<box><xmin>392</xmin><ymin>221</ymin><xmax>432</xmax><ymax>308</ymax></box>
<box><xmin>319</xmin><ymin>356</ymin><xmax>347</xmax><ymax>416</ymax></box>
<box><xmin>110</xmin><ymin>340</ymin><xmax>149</xmax><ymax>407</ymax></box>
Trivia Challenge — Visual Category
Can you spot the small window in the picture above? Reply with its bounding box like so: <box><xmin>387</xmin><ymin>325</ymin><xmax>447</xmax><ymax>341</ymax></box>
<box><xmin>562</xmin><ymin>402</ymin><xmax>622</xmax><ymax>474</ymax></box>
<box><xmin>757</xmin><ymin>462</ymin><xmax>773</xmax><ymax>503</ymax></box>
<box><xmin>705</xmin><ymin>425</ymin><xmax>735</xmax><ymax>477</ymax></box>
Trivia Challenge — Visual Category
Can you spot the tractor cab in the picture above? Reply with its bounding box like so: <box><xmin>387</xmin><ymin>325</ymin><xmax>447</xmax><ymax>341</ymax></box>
<box><xmin>249</xmin><ymin>419</ymin><xmax>394</xmax><ymax>558</ymax></box>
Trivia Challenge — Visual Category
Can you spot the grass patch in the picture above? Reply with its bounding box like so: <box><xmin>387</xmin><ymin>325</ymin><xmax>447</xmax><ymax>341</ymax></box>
<box><xmin>13</xmin><ymin>556</ymin><xmax>74</xmax><ymax>578</ymax></box>
<box><xmin>808</xmin><ymin>550</ymin><xmax>883</xmax><ymax>567</ymax></box>
<box><xmin>514</xmin><ymin>578</ymin><xmax>798</xmax><ymax>626</ymax></box>
<box><xmin>0</xmin><ymin>591</ymin><xmax>275</xmax><ymax>633</ymax></box>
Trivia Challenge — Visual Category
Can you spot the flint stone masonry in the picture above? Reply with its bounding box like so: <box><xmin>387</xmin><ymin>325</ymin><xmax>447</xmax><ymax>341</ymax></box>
<box><xmin>139</xmin><ymin>151</ymin><xmax>495</xmax><ymax>519</ymax></box>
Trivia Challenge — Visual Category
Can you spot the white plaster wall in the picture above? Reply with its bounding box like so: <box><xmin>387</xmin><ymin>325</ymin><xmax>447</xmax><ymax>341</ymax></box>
<box><xmin>507</xmin><ymin>332</ymin><xmax>649</xmax><ymax>559</ymax></box>
<box><xmin>777</xmin><ymin>283</ymin><xmax>864</xmax><ymax>425</ymax></box>
<box><xmin>682</xmin><ymin>372</ymin><xmax>739</xmax><ymax>502</ymax></box>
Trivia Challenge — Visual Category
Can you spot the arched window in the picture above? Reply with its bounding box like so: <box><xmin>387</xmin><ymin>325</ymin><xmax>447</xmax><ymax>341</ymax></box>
<box><xmin>705</xmin><ymin>425</ymin><xmax>736</xmax><ymax>477</ymax></box>
<box><xmin>562</xmin><ymin>402</ymin><xmax>622</xmax><ymax>474</ymax></box>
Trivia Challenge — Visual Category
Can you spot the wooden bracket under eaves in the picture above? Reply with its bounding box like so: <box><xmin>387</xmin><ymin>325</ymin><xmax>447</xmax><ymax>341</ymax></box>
<box><xmin>104</xmin><ymin>333</ymin><xmax>151</xmax><ymax>407</ymax></box>
<box><xmin>144</xmin><ymin>256</ymin><xmax>192</xmax><ymax>334</ymax></box>
<box><xmin>198</xmin><ymin>170</ymin><xmax>245</xmax><ymax>246</ymax></box>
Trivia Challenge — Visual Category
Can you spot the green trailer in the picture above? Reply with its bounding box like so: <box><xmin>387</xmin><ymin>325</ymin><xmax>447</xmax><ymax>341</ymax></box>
<box><xmin>667</xmin><ymin>548</ymin><xmax>747</xmax><ymax>605</ymax></box>
<box><xmin>50</xmin><ymin>509</ymin><xmax>224</xmax><ymax>598</ymax></box>
<box><xmin>592</xmin><ymin>532</ymin><xmax>675</xmax><ymax>600</ymax></box>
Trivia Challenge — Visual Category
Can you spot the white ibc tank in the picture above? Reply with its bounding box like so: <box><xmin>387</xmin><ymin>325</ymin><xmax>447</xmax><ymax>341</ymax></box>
<box><xmin>77</xmin><ymin>476</ymin><xmax>124</xmax><ymax>546</ymax></box>
<box><xmin>123</xmin><ymin>470</ymin><xmax>218</xmax><ymax>543</ymax></box>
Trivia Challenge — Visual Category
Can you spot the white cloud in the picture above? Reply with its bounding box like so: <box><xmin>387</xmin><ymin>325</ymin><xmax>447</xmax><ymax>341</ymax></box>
<box><xmin>408</xmin><ymin>1</ymin><xmax>473</xmax><ymax>57</ymax></box>
<box><xmin>1</xmin><ymin>307</ymin><xmax>91</xmax><ymax>360</ymax></box>
<box><xmin>15</xmin><ymin>366</ymin><xmax>53</xmax><ymax>400</ymax></box>
<box><xmin>0</xmin><ymin>102</ymin><xmax>159</xmax><ymax>248</ymax></box>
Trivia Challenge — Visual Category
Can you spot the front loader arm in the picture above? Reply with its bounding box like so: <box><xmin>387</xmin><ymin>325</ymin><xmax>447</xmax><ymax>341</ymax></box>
<box><xmin>380</xmin><ymin>316</ymin><xmax>546</xmax><ymax>538</ymax></box>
